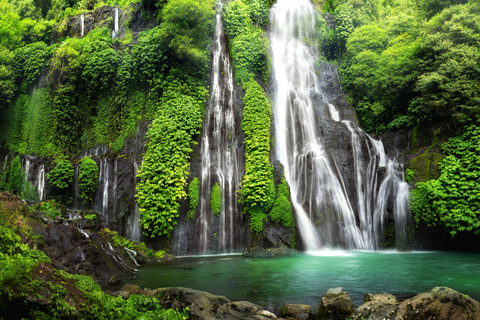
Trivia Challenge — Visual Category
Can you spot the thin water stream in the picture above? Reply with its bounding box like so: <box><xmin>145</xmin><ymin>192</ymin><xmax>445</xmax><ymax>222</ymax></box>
<box><xmin>127</xmin><ymin>252</ymin><xmax>480</xmax><ymax>309</ymax></box>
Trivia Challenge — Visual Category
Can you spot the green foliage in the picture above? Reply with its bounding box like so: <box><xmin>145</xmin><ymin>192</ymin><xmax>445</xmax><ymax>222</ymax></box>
<box><xmin>186</xmin><ymin>177</ymin><xmax>199</xmax><ymax>221</ymax></box>
<box><xmin>211</xmin><ymin>182</ymin><xmax>221</xmax><ymax>216</ymax></box>
<box><xmin>82</xmin><ymin>45</ymin><xmax>118</xmax><ymax>96</ymax></box>
<box><xmin>223</xmin><ymin>0</ymin><xmax>252</xmax><ymax>39</ymax></box>
<box><xmin>78</xmin><ymin>156</ymin><xmax>98</xmax><ymax>204</ymax></box>
<box><xmin>411</xmin><ymin>125</ymin><xmax>480</xmax><ymax>237</ymax></box>
<box><xmin>414</xmin><ymin>2</ymin><xmax>480</xmax><ymax>128</ymax></box>
<box><xmin>333</xmin><ymin>3</ymin><xmax>355</xmax><ymax>54</ymax></box>
<box><xmin>419</xmin><ymin>0</ymin><xmax>468</xmax><ymax>18</ymax></box>
<box><xmin>136</xmin><ymin>78</ymin><xmax>206</xmax><ymax>238</ymax></box>
<box><xmin>0</xmin><ymin>0</ymin><xmax>23</xmax><ymax>50</ymax></box>
<box><xmin>0</xmin><ymin>46</ymin><xmax>16</xmax><ymax>106</ymax></box>
<box><xmin>160</xmin><ymin>0</ymin><xmax>215</xmax><ymax>76</ymax></box>
<box><xmin>404</xmin><ymin>168</ymin><xmax>414</xmax><ymax>183</ymax></box>
<box><xmin>0</xmin><ymin>203</ymin><xmax>186</xmax><ymax>319</ymax></box>
<box><xmin>230</xmin><ymin>28</ymin><xmax>270</xmax><ymax>84</ymax></box>
<box><xmin>270</xmin><ymin>176</ymin><xmax>294</xmax><ymax>228</ymax></box>
<box><xmin>9</xmin><ymin>155</ymin><xmax>24</xmax><ymax>195</ymax></box>
<box><xmin>34</xmin><ymin>200</ymin><xmax>62</xmax><ymax>219</ymax></box>
<box><xmin>241</xmin><ymin>79</ymin><xmax>274</xmax><ymax>233</ymax></box>
<box><xmin>47</xmin><ymin>157</ymin><xmax>74</xmax><ymax>189</ymax></box>
<box><xmin>223</xmin><ymin>0</ymin><xmax>270</xmax><ymax>84</ymax></box>
<box><xmin>21</xmin><ymin>179</ymin><xmax>37</xmax><ymax>201</ymax></box>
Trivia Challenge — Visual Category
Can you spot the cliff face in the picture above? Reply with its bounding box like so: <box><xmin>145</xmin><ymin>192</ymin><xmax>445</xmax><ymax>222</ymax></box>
<box><xmin>0</xmin><ymin>2</ymin><xmax>416</xmax><ymax>253</ymax></box>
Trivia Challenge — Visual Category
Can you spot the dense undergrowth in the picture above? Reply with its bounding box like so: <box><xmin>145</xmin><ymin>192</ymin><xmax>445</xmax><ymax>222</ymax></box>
<box><xmin>0</xmin><ymin>193</ymin><xmax>186</xmax><ymax>319</ymax></box>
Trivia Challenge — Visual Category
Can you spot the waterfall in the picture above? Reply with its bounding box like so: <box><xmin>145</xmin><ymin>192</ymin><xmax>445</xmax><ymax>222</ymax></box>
<box><xmin>2</xmin><ymin>155</ymin><xmax>8</xmax><ymax>172</ymax></box>
<box><xmin>112</xmin><ymin>7</ymin><xmax>119</xmax><ymax>39</ymax></box>
<box><xmin>328</xmin><ymin>104</ymin><xmax>340</xmax><ymax>121</ymax></box>
<box><xmin>128</xmin><ymin>159</ymin><xmax>141</xmax><ymax>242</ymax></box>
<box><xmin>73</xmin><ymin>165</ymin><xmax>80</xmax><ymax>208</ymax></box>
<box><xmin>195</xmin><ymin>5</ymin><xmax>242</xmax><ymax>254</ymax></box>
<box><xmin>101</xmin><ymin>159</ymin><xmax>109</xmax><ymax>220</ymax></box>
<box><xmin>24</xmin><ymin>157</ymin><xmax>31</xmax><ymax>180</ymax></box>
<box><xmin>37</xmin><ymin>164</ymin><xmax>45</xmax><ymax>201</ymax></box>
<box><xmin>270</xmin><ymin>0</ymin><xmax>410</xmax><ymax>250</ymax></box>
<box><xmin>80</xmin><ymin>13</ymin><xmax>84</xmax><ymax>37</ymax></box>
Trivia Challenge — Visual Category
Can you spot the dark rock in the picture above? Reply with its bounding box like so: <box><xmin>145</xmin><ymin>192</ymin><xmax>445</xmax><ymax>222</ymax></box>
<box><xmin>243</xmin><ymin>245</ymin><xmax>295</xmax><ymax>257</ymax></box>
<box><xmin>108</xmin><ymin>274</ymin><xmax>121</xmax><ymax>286</ymax></box>
<box><xmin>280</xmin><ymin>303</ymin><xmax>312</xmax><ymax>318</ymax></box>
<box><xmin>315</xmin><ymin>287</ymin><xmax>354</xmax><ymax>320</ymax></box>
<box><xmin>119</xmin><ymin>284</ymin><xmax>143</xmax><ymax>295</ymax></box>
<box><xmin>364</xmin><ymin>293</ymin><xmax>397</xmax><ymax>304</ymax></box>
<box><xmin>135</xmin><ymin>251</ymin><xmax>147</xmax><ymax>264</ymax></box>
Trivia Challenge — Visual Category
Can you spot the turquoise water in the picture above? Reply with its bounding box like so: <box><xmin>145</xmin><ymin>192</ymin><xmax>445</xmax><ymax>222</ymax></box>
<box><xmin>128</xmin><ymin>251</ymin><xmax>480</xmax><ymax>308</ymax></box>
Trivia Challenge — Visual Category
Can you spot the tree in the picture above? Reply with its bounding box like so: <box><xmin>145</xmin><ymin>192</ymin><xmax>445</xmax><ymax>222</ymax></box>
<box><xmin>0</xmin><ymin>0</ymin><xmax>23</xmax><ymax>50</ymax></box>
<box><xmin>414</xmin><ymin>2</ymin><xmax>480</xmax><ymax>128</ymax></box>
<box><xmin>0</xmin><ymin>46</ymin><xmax>16</xmax><ymax>107</ymax></box>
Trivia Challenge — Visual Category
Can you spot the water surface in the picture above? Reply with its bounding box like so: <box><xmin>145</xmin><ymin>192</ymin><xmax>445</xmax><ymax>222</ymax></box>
<box><xmin>128</xmin><ymin>251</ymin><xmax>480</xmax><ymax>308</ymax></box>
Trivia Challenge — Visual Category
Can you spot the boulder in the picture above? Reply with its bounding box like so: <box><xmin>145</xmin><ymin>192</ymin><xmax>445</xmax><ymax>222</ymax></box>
<box><xmin>364</xmin><ymin>293</ymin><xmax>397</xmax><ymax>304</ymax></box>
<box><xmin>151</xmin><ymin>287</ymin><xmax>273</xmax><ymax>319</ymax></box>
<box><xmin>351</xmin><ymin>287</ymin><xmax>480</xmax><ymax>320</ymax></box>
<box><xmin>315</xmin><ymin>287</ymin><xmax>354</xmax><ymax>320</ymax></box>
<box><xmin>280</xmin><ymin>303</ymin><xmax>312</xmax><ymax>318</ymax></box>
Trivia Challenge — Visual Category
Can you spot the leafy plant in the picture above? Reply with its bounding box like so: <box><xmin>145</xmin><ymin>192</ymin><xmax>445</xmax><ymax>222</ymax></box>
<box><xmin>410</xmin><ymin>125</ymin><xmax>480</xmax><ymax>236</ymax></box>
<box><xmin>211</xmin><ymin>182</ymin><xmax>221</xmax><ymax>216</ymax></box>
<box><xmin>270</xmin><ymin>176</ymin><xmax>294</xmax><ymax>228</ymax></box>
<box><xmin>8</xmin><ymin>155</ymin><xmax>24</xmax><ymax>195</ymax></box>
<box><xmin>405</xmin><ymin>168</ymin><xmax>414</xmax><ymax>183</ymax></box>
<box><xmin>136</xmin><ymin>79</ymin><xmax>207</xmax><ymax>238</ymax></box>
<box><xmin>186</xmin><ymin>177</ymin><xmax>199</xmax><ymax>221</ymax></box>
<box><xmin>47</xmin><ymin>157</ymin><xmax>74</xmax><ymax>189</ymax></box>
<box><xmin>241</xmin><ymin>79</ymin><xmax>275</xmax><ymax>233</ymax></box>
<box><xmin>78</xmin><ymin>156</ymin><xmax>99</xmax><ymax>204</ymax></box>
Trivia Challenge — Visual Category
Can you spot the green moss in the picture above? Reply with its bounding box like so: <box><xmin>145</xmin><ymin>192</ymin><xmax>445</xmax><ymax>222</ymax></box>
<box><xmin>241</xmin><ymin>79</ymin><xmax>275</xmax><ymax>234</ymax></box>
<box><xmin>79</xmin><ymin>156</ymin><xmax>99</xmax><ymax>204</ymax></box>
<box><xmin>410</xmin><ymin>151</ymin><xmax>443</xmax><ymax>183</ymax></box>
<box><xmin>186</xmin><ymin>177</ymin><xmax>199</xmax><ymax>221</ymax></box>
<box><xmin>211</xmin><ymin>182</ymin><xmax>221</xmax><ymax>216</ymax></box>
<box><xmin>47</xmin><ymin>157</ymin><xmax>74</xmax><ymax>190</ymax></box>
<box><xmin>270</xmin><ymin>176</ymin><xmax>294</xmax><ymax>228</ymax></box>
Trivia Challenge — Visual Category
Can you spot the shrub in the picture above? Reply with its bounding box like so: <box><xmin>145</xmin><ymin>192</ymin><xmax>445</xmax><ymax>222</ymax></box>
<box><xmin>78</xmin><ymin>156</ymin><xmax>98</xmax><ymax>204</ymax></box>
<box><xmin>47</xmin><ymin>157</ymin><xmax>74</xmax><ymax>189</ymax></box>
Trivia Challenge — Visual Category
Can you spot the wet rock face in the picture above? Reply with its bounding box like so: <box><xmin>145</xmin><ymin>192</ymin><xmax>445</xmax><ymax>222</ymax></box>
<box><xmin>35</xmin><ymin>210</ymin><xmax>138</xmax><ymax>285</ymax></box>
<box><xmin>351</xmin><ymin>287</ymin><xmax>480</xmax><ymax>320</ymax></box>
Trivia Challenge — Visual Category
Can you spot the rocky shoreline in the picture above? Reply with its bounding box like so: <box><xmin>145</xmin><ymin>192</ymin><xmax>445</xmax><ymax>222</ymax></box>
<box><xmin>2</xmin><ymin>192</ymin><xmax>479</xmax><ymax>319</ymax></box>
<box><xmin>108</xmin><ymin>284</ymin><xmax>480</xmax><ymax>320</ymax></box>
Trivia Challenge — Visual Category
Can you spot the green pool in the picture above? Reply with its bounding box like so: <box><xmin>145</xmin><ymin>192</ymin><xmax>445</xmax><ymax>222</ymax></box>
<box><xmin>127</xmin><ymin>250</ymin><xmax>480</xmax><ymax>308</ymax></box>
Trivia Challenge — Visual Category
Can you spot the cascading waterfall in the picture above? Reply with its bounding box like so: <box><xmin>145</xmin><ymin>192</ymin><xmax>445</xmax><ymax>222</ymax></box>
<box><xmin>94</xmin><ymin>158</ymin><xmax>110</xmax><ymax>221</ymax></box>
<box><xmin>270</xmin><ymin>0</ymin><xmax>410</xmax><ymax>250</ymax></box>
<box><xmin>80</xmin><ymin>13</ymin><xmax>84</xmax><ymax>37</ymax></box>
<box><xmin>185</xmin><ymin>5</ymin><xmax>242</xmax><ymax>255</ymax></box>
<box><xmin>128</xmin><ymin>159</ymin><xmax>141</xmax><ymax>242</ymax></box>
<box><xmin>37</xmin><ymin>164</ymin><xmax>45</xmax><ymax>201</ymax></box>
<box><xmin>2</xmin><ymin>155</ymin><xmax>8</xmax><ymax>172</ymax></box>
<box><xmin>112</xmin><ymin>7</ymin><xmax>119</xmax><ymax>39</ymax></box>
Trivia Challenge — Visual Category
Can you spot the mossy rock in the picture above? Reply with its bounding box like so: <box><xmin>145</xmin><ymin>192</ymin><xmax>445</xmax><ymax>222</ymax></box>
<box><xmin>410</xmin><ymin>151</ymin><xmax>443</xmax><ymax>183</ymax></box>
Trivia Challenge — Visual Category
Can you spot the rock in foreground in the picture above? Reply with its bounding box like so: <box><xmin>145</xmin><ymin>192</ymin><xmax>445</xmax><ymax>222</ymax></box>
<box><xmin>351</xmin><ymin>287</ymin><xmax>480</xmax><ymax>320</ymax></box>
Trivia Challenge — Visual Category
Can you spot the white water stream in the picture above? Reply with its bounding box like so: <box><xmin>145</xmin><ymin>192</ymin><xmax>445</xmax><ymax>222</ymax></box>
<box><xmin>196</xmin><ymin>6</ymin><xmax>242</xmax><ymax>254</ymax></box>
<box><xmin>270</xmin><ymin>0</ymin><xmax>410</xmax><ymax>250</ymax></box>
<box><xmin>112</xmin><ymin>7</ymin><xmax>119</xmax><ymax>39</ymax></box>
